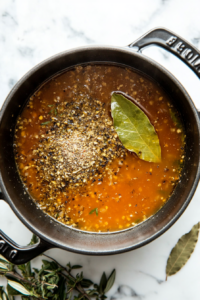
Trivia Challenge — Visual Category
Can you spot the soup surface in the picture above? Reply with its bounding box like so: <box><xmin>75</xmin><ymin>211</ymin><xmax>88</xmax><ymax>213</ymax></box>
<box><xmin>14</xmin><ymin>64</ymin><xmax>185</xmax><ymax>232</ymax></box>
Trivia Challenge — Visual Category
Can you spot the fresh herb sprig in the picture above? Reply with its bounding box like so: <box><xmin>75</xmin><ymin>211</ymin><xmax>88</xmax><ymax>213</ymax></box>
<box><xmin>0</xmin><ymin>235</ymin><xmax>115</xmax><ymax>300</ymax></box>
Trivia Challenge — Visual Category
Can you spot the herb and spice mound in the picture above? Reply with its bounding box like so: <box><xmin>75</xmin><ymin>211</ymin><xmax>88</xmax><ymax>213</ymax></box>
<box><xmin>33</xmin><ymin>96</ymin><xmax>126</xmax><ymax>194</ymax></box>
<box><xmin>14</xmin><ymin>64</ymin><xmax>185</xmax><ymax>232</ymax></box>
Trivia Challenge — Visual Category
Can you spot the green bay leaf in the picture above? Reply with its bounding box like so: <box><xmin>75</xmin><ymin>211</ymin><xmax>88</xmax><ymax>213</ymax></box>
<box><xmin>111</xmin><ymin>92</ymin><xmax>161</xmax><ymax>163</ymax></box>
<box><xmin>166</xmin><ymin>222</ymin><xmax>200</xmax><ymax>277</ymax></box>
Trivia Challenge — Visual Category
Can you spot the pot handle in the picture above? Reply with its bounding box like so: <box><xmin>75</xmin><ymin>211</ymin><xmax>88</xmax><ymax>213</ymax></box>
<box><xmin>128</xmin><ymin>28</ymin><xmax>200</xmax><ymax>79</ymax></box>
<box><xmin>0</xmin><ymin>193</ymin><xmax>53</xmax><ymax>265</ymax></box>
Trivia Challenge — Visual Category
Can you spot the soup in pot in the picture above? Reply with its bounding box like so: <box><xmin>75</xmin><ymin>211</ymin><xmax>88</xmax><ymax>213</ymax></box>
<box><xmin>14</xmin><ymin>64</ymin><xmax>185</xmax><ymax>232</ymax></box>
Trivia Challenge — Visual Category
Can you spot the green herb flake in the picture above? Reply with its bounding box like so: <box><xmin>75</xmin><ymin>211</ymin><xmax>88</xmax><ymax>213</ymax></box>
<box><xmin>89</xmin><ymin>208</ymin><xmax>98</xmax><ymax>216</ymax></box>
<box><xmin>41</xmin><ymin>121</ymin><xmax>51</xmax><ymax>126</ymax></box>
<box><xmin>48</xmin><ymin>108</ymin><xmax>54</xmax><ymax>115</ymax></box>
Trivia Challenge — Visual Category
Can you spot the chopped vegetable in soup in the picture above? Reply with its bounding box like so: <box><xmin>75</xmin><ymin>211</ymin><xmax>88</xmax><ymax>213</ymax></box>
<box><xmin>14</xmin><ymin>64</ymin><xmax>185</xmax><ymax>232</ymax></box>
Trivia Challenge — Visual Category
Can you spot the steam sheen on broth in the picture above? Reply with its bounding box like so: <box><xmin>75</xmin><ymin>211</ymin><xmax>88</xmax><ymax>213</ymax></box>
<box><xmin>14</xmin><ymin>64</ymin><xmax>185</xmax><ymax>232</ymax></box>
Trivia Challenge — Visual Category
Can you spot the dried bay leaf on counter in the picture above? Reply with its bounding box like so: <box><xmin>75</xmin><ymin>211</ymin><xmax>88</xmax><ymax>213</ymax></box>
<box><xmin>111</xmin><ymin>92</ymin><xmax>161</xmax><ymax>163</ymax></box>
<box><xmin>166</xmin><ymin>222</ymin><xmax>200</xmax><ymax>278</ymax></box>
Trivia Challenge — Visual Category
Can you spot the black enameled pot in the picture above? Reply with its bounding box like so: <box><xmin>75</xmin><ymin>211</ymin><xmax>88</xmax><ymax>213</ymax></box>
<box><xmin>1</xmin><ymin>28</ymin><xmax>200</xmax><ymax>264</ymax></box>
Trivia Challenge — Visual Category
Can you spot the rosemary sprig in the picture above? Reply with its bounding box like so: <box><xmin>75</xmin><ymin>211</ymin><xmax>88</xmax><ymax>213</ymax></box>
<box><xmin>0</xmin><ymin>235</ymin><xmax>116</xmax><ymax>300</ymax></box>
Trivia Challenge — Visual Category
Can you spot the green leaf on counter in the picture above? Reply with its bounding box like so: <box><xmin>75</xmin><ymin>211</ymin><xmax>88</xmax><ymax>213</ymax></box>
<box><xmin>0</xmin><ymin>255</ymin><xmax>9</xmax><ymax>263</ymax></box>
<box><xmin>0</xmin><ymin>262</ymin><xmax>8</xmax><ymax>270</ymax></box>
<box><xmin>57</xmin><ymin>276</ymin><xmax>66</xmax><ymax>300</ymax></box>
<box><xmin>7</xmin><ymin>281</ymin><xmax>31</xmax><ymax>296</ymax></box>
<box><xmin>80</xmin><ymin>278</ymin><xmax>93</xmax><ymax>288</ymax></box>
<box><xmin>111</xmin><ymin>92</ymin><xmax>161</xmax><ymax>163</ymax></box>
<box><xmin>104</xmin><ymin>269</ymin><xmax>116</xmax><ymax>293</ymax></box>
<box><xmin>166</xmin><ymin>222</ymin><xmax>200</xmax><ymax>278</ymax></box>
<box><xmin>99</xmin><ymin>272</ymin><xmax>107</xmax><ymax>294</ymax></box>
<box><xmin>0</xmin><ymin>286</ymin><xmax>9</xmax><ymax>300</ymax></box>
<box><xmin>6</xmin><ymin>284</ymin><xmax>21</xmax><ymax>296</ymax></box>
<box><xmin>71</xmin><ymin>265</ymin><xmax>82</xmax><ymax>270</ymax></box>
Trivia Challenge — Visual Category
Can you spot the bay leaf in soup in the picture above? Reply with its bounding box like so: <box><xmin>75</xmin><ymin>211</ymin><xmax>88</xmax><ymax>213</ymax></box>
<box><xmin>166</xmin><ymin>222</ymin><xmax>200</xmax><ymax>278</ymax></box>
<box><xmin>111</xmin><ymin>92</ymin><xmax>161</xmax><ymax>163</ymax></box>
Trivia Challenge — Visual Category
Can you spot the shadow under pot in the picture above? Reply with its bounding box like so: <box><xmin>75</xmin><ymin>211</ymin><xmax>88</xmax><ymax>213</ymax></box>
<box><xmin>0</xmin><ymin>28</ymin><xmax>200</xmax><ymax>264</ymax></box>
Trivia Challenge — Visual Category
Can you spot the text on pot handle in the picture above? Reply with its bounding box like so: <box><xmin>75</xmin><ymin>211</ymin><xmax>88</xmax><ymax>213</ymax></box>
<box><xmin>166</xmin><ymin>36</ymin><xmax>200</xmax><ymax>73</ymax></box>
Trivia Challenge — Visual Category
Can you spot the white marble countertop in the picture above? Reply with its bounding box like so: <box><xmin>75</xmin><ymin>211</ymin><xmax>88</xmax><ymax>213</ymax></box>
<box><xmin>1</xmin><ymin>0</ymin><xmax>200</xmax><ymax>299</ymax></box>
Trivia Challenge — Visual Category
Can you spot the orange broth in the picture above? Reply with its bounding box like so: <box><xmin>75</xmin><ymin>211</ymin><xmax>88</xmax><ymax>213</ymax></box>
<box><xmin>14</xmin><ymin>64</ymin><xmax>185</xmax><ymax>232</ymax></box>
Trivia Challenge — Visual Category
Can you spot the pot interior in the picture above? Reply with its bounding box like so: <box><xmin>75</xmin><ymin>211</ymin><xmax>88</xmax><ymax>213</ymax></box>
<box><xmin>0</xmin><ymin>47</ymin><xmax>200</xmax><ymax>254</ymax></box>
